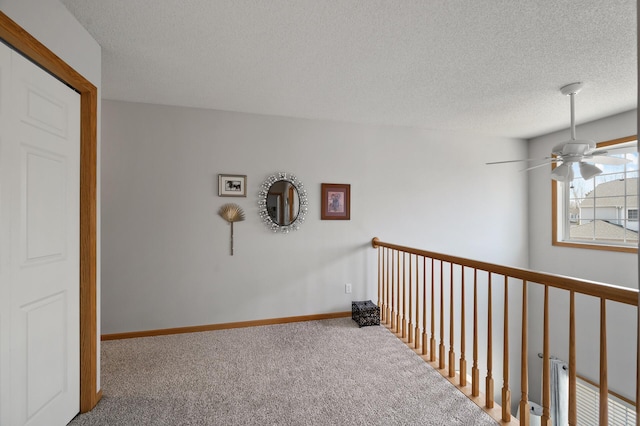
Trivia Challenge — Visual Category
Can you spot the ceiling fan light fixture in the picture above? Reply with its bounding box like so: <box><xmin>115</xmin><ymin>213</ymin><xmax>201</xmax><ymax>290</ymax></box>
<box><xmin>551</xmin><ymin>163</ymin><xmax>571</xmax><ymax>182</ymax></box>
<box><xmin>579</xmin><ymin>162</ymin><xmax>602</xmax><ymax>180</ymax></box>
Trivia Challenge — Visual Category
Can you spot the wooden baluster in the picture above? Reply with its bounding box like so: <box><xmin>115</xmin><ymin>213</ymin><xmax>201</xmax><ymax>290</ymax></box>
<box><xmin>459</xmin><ymin>265</ymin><xmax>467</xmax><ymax>387</ymax></box>
<box><xmin>449</xmin><ymin>262</ymin><xmax>455</xmax><ymax>377</ymax></box>
<box><xmin>396</xmin><ymin>250</ymin><xmax>400</xmax><ymax>333</ymax></box>
<box><xmin>439</xmin><ymin>261</ymin><xmax>445</xmax><ymax>369</ymax></box>
<box><xmin>402</xmin><ymin>252</ymin><xmax>407</xmax><ymax>339</ymax></box>
<box><xmin>383</xmin><ymin>248</ymin><xmax>388</xmax><ymax>323</ymax></box>
<box><xmin>382</xmin><ymin>249</ymin><xmax>387</xmax><ymax>324</ymax></box>
<box><xmin>380</xmin><ymin>247</ymin><xmax>389</xmax><ymax>324</ymax></box>
<box><xmin>408</xmin><ymin>253</ymin><xmax>413</xmax><ymax>343</ymax></box>
<box><xmin>422</xmin><ymin>257</ymin><xmax>428</xmax><ymax>356</ymax></box>
<box><xmin>568</xmin><ymin>291</ymin><xmax>576</xmax><ymax>426</ymax></box>
<box><xmin>377</xmin><ymin>246</ymin><xmax>382</xmax><ymax>320</ymax></box>
<box><xmin>542</xmin><ymin>285</ymin><xmax>550</xmax><ymax>426</ymax></box>
<box><xmin>378</xmin><ymin>247</ymin><xmax>387</xmax><ymax>324</ymax></box>
<box><xmin>414</xmin><ymin>255</ymin><xmax>420</xmax><ymax>348</ymax></box>
<box><xmin>390</xmin><ymin>250</ymin><xmax>396</xmax><ymax>331</ymax></box>
<box><xmin>472</xmin><ymin>268</ymin><xmax>479</xmax><ymax>396</ymax></box>
<box><xmin>396</xmin><ymin>251</ymin><xmax>401</xmax><ymax>334</ymax></box>
<box><xmin>388</xmin><ymin>249</ymin><xmax>392</xmax><ymax>325</ymax></box>
<box><xmin>430</xmin><ymin>258</ymin><xmax>436</xmax><ymax>362</ymax></box>
<box><xmin>502</xmin><ymin>276</ymin><xmax>511</xmax><ymax>421</ymax></box>
<box><xmin>599</xmin><ymin>298</ymin><xmax>608</xmax><ymax>425</ymax></box>
<box><xmin>486</xmin><ymin>272</ymin><xmax>494</xmax><ymax>409</ymax></box>
<box><xmin>519</xmin><ymin>280</ymin><xmax>530</xmax><ymax>426</ymax></box>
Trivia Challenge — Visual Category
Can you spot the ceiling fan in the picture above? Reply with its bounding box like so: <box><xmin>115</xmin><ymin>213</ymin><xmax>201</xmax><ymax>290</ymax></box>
<box><xmin>487</xmin><ymin>82</ymin><xmax>631</xmax><ymax>182</ymax></box>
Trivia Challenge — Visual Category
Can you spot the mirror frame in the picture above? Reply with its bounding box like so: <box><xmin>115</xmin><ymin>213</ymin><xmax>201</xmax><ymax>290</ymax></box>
<box><xmin>258</xmin><ymin>172</ymin><xmax>308</xmax><ymax>233</ymax></box>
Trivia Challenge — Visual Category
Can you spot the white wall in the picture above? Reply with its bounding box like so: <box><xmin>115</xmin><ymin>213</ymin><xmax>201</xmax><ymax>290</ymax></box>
<box><xmin>0</xmin><ymin>0</ymin><xmax>102</xmax><ymax>390</ymax></box>
<box><xmin>0</xmin><ymin>0</ymin><xmax>100</xmax><ymax>85</ymax></box>
<box><xmin>527</xmin><ymin>109</ymin><xmax>638</xmax><ymax>402</ymax></box>
<box><xmin>101</xmin><ymin>99</ymin><xmax>529</xmax><ymax>334</ymax></box>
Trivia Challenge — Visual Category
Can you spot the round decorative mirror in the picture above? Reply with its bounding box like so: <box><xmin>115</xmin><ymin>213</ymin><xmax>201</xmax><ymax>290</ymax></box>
<box><xmin>258</xmin><ymin>172</ymin><xmax>308</xmax><ymax>233</ymax></box>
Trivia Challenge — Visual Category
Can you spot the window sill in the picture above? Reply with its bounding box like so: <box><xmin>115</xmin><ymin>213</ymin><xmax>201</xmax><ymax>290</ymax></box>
<box><xmin>552</xmin><ymin>240</ymin><xmax>638</xmax><ymax>253</ymax></box>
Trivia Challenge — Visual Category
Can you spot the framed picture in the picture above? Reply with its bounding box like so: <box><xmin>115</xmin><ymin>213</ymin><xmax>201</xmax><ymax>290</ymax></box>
<box><xmin>321</xmin><ymin>183</ymin><xmax>350</xmax><ymax>220</ymax></box>
<box><xmin>218</xmin><ymin>174</ymin><xmax>247</xmax><ymax>197</ymax></box>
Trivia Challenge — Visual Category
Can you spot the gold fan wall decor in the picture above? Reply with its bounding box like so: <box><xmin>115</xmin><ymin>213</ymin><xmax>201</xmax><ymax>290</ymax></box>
<box><xmin>218</xmin><ymin>203</ymin><xmax>245</xmax><ymax>255</ymax></box>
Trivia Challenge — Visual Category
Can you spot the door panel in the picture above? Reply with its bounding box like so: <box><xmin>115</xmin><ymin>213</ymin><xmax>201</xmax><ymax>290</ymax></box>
<box><xmin>23</xmin><ymin>147</ymin><xmax>67</xmax><ymax>263</ymax></box>
<box><xmin>23</xmin><ymin>87</ymin><xmax>68</xmax><ymax>137</ymax></box>
<box><xmin>0</xmin><ymin>41</ymin><xmax>80</xmax><ymax>426</ymax></box>
<box><xmin>24</xmin><ymin>292</ymin><xmax>67</xmax><ymax>418</ymax></box>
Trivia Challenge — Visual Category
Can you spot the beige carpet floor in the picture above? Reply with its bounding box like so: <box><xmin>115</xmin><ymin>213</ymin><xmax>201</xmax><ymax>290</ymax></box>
<box><xmin>69</xmin><ymin>317</ymin><xmax>498</xmax><ymax>425</ymax></box>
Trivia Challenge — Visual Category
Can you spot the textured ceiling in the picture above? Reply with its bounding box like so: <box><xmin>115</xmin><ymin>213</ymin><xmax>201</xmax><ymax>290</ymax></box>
<box><xmin>60</xmin><ymin>0</ymin><xmax>637</xmax><ymax>139</ymax></box>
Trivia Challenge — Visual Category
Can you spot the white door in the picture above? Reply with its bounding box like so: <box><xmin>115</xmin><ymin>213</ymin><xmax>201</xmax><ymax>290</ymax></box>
<box><xmin>0</xmin><ymin>41</ymin><xmax>81</xmax><ymax>426</ymax></box>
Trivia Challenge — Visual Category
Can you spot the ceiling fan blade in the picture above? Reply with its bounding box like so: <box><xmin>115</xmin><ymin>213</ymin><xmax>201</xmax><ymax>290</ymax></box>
<box><xmin>583</xmin><ymin>155</ymin><xmax>632</xmax><ymax>165</ymax></box>
<box><xmin>486</xmin><ymin>158</ymin><xmax>543</xmax><ymax>165</ymax></box>
<box><xmin>589</xmin><ymin>145</ymin><xmax>635</xmax><ymax>156</ymax></box>
<box><xmin>521</xmin><ymin>161</ymin><xmax>554</xmax><ymax>172</ymax></box>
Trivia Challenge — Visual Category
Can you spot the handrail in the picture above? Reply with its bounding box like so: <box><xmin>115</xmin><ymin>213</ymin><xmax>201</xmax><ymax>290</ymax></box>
<box><xmin>371</xmin><ymin>237</ymin><xmax>639</xmax><ymax>425</ymax></box>
<box><xmin>371</xmin><ymin>237</ymin><xmax>638</xmax><ymax>306</ymax></box>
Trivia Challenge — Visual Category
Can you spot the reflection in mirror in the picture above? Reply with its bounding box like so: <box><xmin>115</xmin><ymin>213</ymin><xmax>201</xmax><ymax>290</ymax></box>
<box><xmin>258</xmin><ymin>172</ymin><xmax>308</xmax><ymax>233</ymax></box>
<box><xmin>267</xmin><ymin>181</ymin><xmax>299</xmax><ymax>225</ymax></box>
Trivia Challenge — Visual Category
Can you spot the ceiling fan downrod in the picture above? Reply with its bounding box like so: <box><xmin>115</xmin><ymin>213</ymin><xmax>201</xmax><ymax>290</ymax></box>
<box><xmin>560</xmin><ymin>82</ymin><xmax>583</xmax><ymax>141</ymax></box>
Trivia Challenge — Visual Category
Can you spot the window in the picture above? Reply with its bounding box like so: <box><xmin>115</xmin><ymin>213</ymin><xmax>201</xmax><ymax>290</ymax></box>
<box><xmin>576</xmin><ymin>376</ymin><xmax>636</xmax><ymax>425</ymax></box>
<box><xmin>553</xmin><ymin>136</ymin><xmax>638</xmax><ymax>252</ymax></box>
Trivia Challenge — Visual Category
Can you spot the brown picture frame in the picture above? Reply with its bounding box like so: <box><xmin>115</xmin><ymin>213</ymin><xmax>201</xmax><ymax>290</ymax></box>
<box><xmin>321</xmin><ymin>183</ymin><xmax>350</xmax><ymax>220</ymax></box>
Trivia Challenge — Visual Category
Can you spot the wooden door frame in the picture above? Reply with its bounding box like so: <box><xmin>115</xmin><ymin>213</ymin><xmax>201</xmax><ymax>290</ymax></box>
<box><xmin>0</xmin><ymin>12</ymin><xmax>100</xmax><ymax>412</ymax></box>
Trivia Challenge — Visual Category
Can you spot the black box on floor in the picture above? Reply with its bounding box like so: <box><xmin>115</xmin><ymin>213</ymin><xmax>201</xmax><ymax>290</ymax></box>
<box><xmin>351</xmin><ymin>300</ymin><xmax>380</xmax><ymax>327</ymax></box>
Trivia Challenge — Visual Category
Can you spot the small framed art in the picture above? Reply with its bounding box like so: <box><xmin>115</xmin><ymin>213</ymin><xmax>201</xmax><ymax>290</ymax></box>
<box><xmin>218</xmin><ymin>174</ymin><xmax>247</xmax><ymax>197</ymax></box>
<box><xmin>321</xmin><ymin>183</ymin><xmax>350</xmax><ymax>220</ymax></box>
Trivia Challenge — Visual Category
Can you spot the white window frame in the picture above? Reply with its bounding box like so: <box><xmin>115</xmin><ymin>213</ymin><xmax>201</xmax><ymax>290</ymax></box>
<box><xmin>552</xmin><ymin>136</ymin><xmax>638</xmax><ymax>253</ymax></box>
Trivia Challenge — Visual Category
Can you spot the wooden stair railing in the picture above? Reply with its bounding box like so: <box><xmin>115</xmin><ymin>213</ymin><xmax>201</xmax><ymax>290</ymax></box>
<box><xmin>371</xmin><ymin>237</ymin><xmax>639</xmax><ymax>425</ymax></box>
